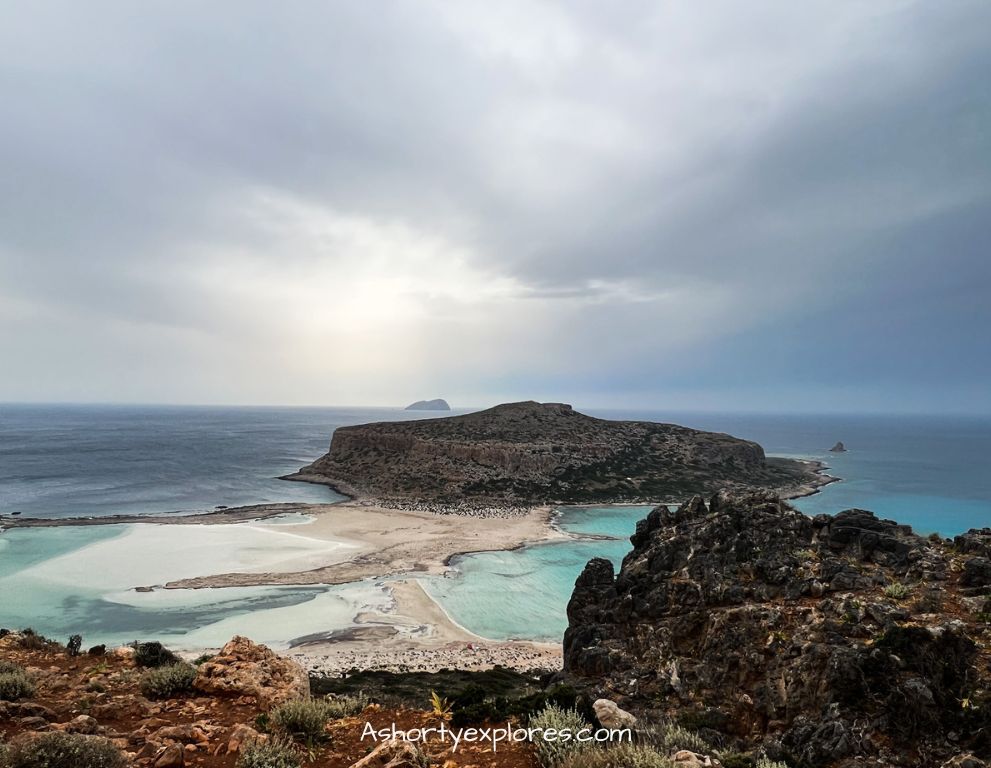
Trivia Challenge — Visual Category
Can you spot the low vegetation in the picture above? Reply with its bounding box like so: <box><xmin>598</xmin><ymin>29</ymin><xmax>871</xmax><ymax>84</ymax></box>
<box><xmin>557</xmin><ymin>743</ymin><xmax>673</xmax><ymax>768</ymax></box>
<box><xmin>756</xmin><ymin>758</ymin><xmax>790</xmax><ymax>768</ymax></box>
<box><xmin>269</xmin><ymin>699</ymin><xmax>334</xmax><ymax>746</ymax></box>
<box><xmin>640</xmin><ymin>720</ymin><xmax>711</xmax><ymax>755</ymax></box>
<box><xmin>0</xmin><ymin>732</ymin><xmax>128</xmax><ymax>768</ymax></box>
<box><xmin>131</xmin><ymin>641</ymin><xmax>181</xmax><ymax>668</ymax></box>
<box><xmin>883</xmin><ymin>581</ymin><xmax>911</xmax><ymax>599</ymax></box>
<box><xmin>322</xmin><ymin>693</ymin><xmax>369</xmax><ymax>719</ymax></box>
<box><xmin>530</xmin><ymin>703</ymin><xmax>589</xmax><ymax>768</ymax></box>
<box><xmin>14</xmin><ymin>630</ymin><xmax>58</xmax><ymax>653</ymax></box>
<box><xmin>139</xmin><ymin>661</ymin><xmax>197</xmax><ymax>699</ymax></box>
<box><xmin>450</xmin><ymin>682</ymin><xmax>586</xmax><ymax>728</ymax></box>
<box><xmin>235</xmin><ymin>736</ymin><xmax>303</xmax><ymax>768</ymax></box>
<box><xmin>0</xmin><ymin>661</ymin><xmax>34</xmax><ymax>702</ymax></box>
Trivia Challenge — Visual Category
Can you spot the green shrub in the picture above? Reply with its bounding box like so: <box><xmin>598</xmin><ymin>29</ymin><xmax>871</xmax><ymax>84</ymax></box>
<box><xmin>641</xmin><ymin>720</ymin><xmax>711</xmax><ymax>754</ymax></box>
<box><xmin>322</xmin><ymin>693</ymin><xmax>369</xmax><ymax>718</ymax></box>
<box><xmin>450</xmin><ymin>682</ymin><xmax>584</xmax><ymax>727</ymax></box>
<box><xmin>0</xmin><ymin>670</ymin><xmax>35</xmax><ymax>701</ymax></box>
<box><xmin>0</xmin><ymin>660</ymin><xmax>23</xmax><ymax>675</ymax></box>
<box><xmin>16</xmin><ymin>630</ymin><xmax>57</xmax><ymax>652</ymax></box>
<box><xmin>132</xmin><ymin>641</ymin><xmax>180</xmax><ymax>668</ymax></box>
<box><xmin>883</xmin><ymin>582</ymin><xmax>911</xmax><ymax>600</ymax></box>
<box><xmin>719</xmin><ymin>754</ymin><xmax>754</xmax><ymax>768</ymax></box>
<box><xmin>756</xmin><ymin>758</ymin><xmax>789</xmax><ymax>768</ymax></box>
<box><xmin>2</xmin><ymin>732</ymin><xmax>127</xmax><ymax>768</ymax></box>
<box><xmin>558</xmin><ymin>743</ymin><xmax>674</xmax><ymax>768</ymax></box>
<box><xmin>139</xmin><ymin>662</ymin><xmax>196</xmax><ymax>699</ymax></box>
<box><xmin>270</xmin><ymin>699</ymin><xmax>332</xmax><ymax>746</ymax></box>
<box><xmin>236</xmin><ymin>736</ymin><xmax>303</xmax><ymax>768</ymax></box>
<box><xmin>530</xmin><ymin>703</ymin><xmax>589</xmax><ymax>768</ymax></box>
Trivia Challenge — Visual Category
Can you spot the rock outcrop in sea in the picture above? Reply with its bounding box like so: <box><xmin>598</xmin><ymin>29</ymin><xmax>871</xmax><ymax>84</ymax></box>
<box><xmin>563</xmin><ymin>491</ymin><xmax>991</xmax><ymax>767</ymax></box>
<box><xmin>405</xmin><ymin>398</ymin><xmax>451</xmax><ymax>411</ymax></box>
<box><xmin>829</xmin><ymin>441</ymin><xmax>847</xmax><ymax>452</ymax></box>
<box><xmin>290</xmin><ymin>401</ymin><xmax>828</xmax><ymax>507</ymax></box>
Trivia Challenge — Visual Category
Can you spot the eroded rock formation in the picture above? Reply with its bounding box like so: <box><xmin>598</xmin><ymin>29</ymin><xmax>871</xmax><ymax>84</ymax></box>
<box><xmin>563</xmin><ymin>492</ymin><xmax>991</xmax><ymax>767</ymax></box>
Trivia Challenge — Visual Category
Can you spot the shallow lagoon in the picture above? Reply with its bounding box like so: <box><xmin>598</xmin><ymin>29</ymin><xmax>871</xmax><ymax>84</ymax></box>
<box><xmin>0</xmin><ymin>517</ymin><xmax>389</xmax><ymax>649</ymax></box>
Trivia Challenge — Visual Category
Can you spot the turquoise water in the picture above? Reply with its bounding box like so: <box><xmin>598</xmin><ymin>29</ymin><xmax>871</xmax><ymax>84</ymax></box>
<box><xmin>1</xmin><ymin>405</ymin><xmax>989</xmax><ymax>645</ymax></box>
<box><xmin>427</xmin><ymin>412</ymin><xmax>991</xmax><ymax>641</ymax></box>
<box><xmin>424</xmin><ymin>506</ymin><xmax>653</xmax><ymax>642</ymax></box>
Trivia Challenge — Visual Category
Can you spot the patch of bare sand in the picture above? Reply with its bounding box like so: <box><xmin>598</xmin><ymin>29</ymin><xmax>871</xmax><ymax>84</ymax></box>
<box><xmin>163</xmin><ymin>502</ymin><xmax>567</xmax><ymax>589</ymax></box>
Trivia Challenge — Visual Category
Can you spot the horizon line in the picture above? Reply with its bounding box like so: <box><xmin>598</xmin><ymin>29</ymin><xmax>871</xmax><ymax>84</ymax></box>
<box><xmin>1</xmin><ymin>399</ymin><xmax>989</xmax><ymax>419</ymax></box>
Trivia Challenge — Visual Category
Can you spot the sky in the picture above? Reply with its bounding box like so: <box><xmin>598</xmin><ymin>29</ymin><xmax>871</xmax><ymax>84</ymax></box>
<box><xmin>1</xmin><ymin>1</ymin><xmax>989</xmax><ymax>413</ymax></box>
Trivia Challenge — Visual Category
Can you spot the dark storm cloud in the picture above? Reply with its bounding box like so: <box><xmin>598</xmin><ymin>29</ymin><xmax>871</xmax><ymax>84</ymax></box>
<box><xmin>0</xmin><ymin>1</ymin><xmax>988</xmax><ymax>409</ymax></box>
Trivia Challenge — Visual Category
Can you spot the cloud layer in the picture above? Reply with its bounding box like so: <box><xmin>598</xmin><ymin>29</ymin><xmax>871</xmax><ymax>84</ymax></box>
<box><xmin>2</xmin><ymin>1</ymin><xmax>989</xmax><ymax>411</ymax></box>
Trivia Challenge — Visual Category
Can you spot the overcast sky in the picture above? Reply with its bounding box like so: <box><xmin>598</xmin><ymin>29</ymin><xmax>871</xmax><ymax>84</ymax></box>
<box><xmin>1</xmin><ymin>1</ymin><xmax>989</xmax><ymax>412</ymax></box>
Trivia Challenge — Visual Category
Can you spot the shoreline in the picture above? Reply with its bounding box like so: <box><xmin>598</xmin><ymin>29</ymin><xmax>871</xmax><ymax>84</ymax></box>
<box><xmin>0</xmin><ymin>461</ymin><xmax>838</xmax><ymax>671</ymax></box>
<box><xmin>284</xmin><ymin>578</ymin><xmax>562</xmax><ymax>674</ymax></box>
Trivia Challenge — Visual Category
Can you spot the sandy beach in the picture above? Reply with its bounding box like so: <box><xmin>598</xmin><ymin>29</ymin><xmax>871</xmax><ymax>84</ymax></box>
<box><xmin>285</xmin><ymin>579</ymin><xmax>562</xmax><ymax>674</ymax></box>
<box><xmin>154</xmin><ymin>501</ymin><xmax>566</xmax><ymax>589</ymax></box>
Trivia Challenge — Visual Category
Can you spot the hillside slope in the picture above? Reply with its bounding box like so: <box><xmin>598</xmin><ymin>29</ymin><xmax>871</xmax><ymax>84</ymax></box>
<box><xmin>289</xmin><ymin>401</ymin><xmax>827</xmax><ymax>506</ymax></box>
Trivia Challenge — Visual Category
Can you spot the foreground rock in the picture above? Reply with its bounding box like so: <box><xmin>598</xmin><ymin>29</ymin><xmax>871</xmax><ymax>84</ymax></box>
<box><xmin>290</xmin><ymin>401</ymin><xmax>828</xmax><ymax>507</ymax></box>
<box><xmin>563</xmin><ymin>491</ymin><xmax>991</xmax><ymax>767</ymax></box>
<box><xmin>193</xmin><ymin>635</ymin><xmax>309</xmax><ymax>709</ymax></box>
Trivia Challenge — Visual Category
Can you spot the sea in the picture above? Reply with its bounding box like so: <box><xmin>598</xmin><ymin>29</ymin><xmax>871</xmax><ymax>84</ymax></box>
<box><xmin>1</xmin><ymin>404</ymin><xmax>989</xmax><ymax>647</ymax></box>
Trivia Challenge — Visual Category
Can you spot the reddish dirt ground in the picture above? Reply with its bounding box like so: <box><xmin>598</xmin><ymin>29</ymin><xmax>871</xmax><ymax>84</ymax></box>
<box><xmin>0</xmin><ymin>641</ymin><xmax>539</xmax><ymax>768</ymax></box>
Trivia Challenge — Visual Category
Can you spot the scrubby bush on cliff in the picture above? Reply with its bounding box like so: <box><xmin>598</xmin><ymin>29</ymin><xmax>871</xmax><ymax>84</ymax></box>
<box><xmin>883</xmin><ymin>581</ymin><xmax>911</xmax><ymax>599</ymax></box>
<box><xmin>139</xmin><ymin>661</ymin><xmax>196</xmax><ymax>699</ymax></box>
<box><xmin>556</xmin><ymin>743</ymin><xmax>674</xmax><ymax>768</ymax></box>
<box><xmin>755</xmin><ymin>758</ymin><xmax>789</xmax><ymax>768</ymax></box>
<box><xmin>270</xmin><ymin>699</ymin><xmax>333</xmax><ymax>746</ymax></box>
<box><xmin>1</xmin><ymin>732</ymin><xmax>127</xmax><ymax>768</ymax></box>
<box><xmin>16</xmin><ymin>629</ymin><xmax>58</xmax><ymax>652</ymax></box>
<box><xmin>322</xmin><ymin>692</ymin><xmax>369</xmax><ymax>718</ymax></box>
<box><xmin>236</xmin><ymin>736</ymin><xmax>303</xmax><ymax>768</ymax></box>
<box><xmin>640</xmin><ymin>720</ymin><xmax>711</xmax><ymax>755</ymax></box>
<box><xmin>132</xmin><ymin>640</ymin><xmax>180</xmax><ymax>668</ymax></box>
<box><xmin>450</xmin><ymin>682</ymin><xmax>585</xmax><ymax>728</ymax></box>
<box><xmin>530</xmin><ymin>703</ymin><xmax>589</xmax><ymax>768</ymax></box>
<box><xmin>0</xmin><ymin>662</ymin><xmax>34</xmax><ymax>701</ymax></box>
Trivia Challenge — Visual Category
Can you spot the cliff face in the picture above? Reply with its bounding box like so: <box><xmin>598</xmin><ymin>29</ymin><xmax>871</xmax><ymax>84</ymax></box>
<box><xmin>293</xmin><ymin>401</ymin><xmax>825</xmax><ymax>505</ymax></box>
<box><xmin>563</xmin><ymin>492</ymin><xmax>991</xmax><ymax>767</ymax></box>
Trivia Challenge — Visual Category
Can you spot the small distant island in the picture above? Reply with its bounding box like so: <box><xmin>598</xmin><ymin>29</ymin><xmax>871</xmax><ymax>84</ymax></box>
<box><xmin>404</xmin><ymin>398</ymin><xmax>450</xmax><ymax>411</ymax></box>
<box><xmin>829</xmin><ymin>441</ymin><xmax>847</xmax><ymax>452</ymax></box>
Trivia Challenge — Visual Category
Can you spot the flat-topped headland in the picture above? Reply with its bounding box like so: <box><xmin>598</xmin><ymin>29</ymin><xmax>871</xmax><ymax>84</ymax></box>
<box><xmin>286</xmin><ymin>400</ymin><xmax>831</xmax><ymax>508</ymax></box>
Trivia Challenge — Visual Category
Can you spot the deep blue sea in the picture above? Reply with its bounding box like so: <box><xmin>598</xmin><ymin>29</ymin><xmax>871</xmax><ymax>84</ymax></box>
<box><xmin>1</xmin><ymin>404</ymin><xmax>989</xmax><ymax>645</ymax></box>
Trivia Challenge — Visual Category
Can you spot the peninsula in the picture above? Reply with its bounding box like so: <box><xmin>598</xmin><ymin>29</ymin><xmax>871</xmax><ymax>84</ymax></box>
<box><xmin>287</xmin><ymin>401</ymin><xmax>830</xmax><ymax>507</ymax></box>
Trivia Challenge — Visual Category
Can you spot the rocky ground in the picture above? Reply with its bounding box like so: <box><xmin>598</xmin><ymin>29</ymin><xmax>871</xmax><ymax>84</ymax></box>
<box><xmin>562</xmin><ymin>491</ymin><xmax>991</xmax><ymax>768</ymax></box>
<box><xmin>288</xmin><ymin>401</ymin><xmax>829</xmax><ymax>508</ymax></box>
<box><xmin>0</xmin><ymin>634</ymin><xmax>543</xmax><ymax>768</ymax></box>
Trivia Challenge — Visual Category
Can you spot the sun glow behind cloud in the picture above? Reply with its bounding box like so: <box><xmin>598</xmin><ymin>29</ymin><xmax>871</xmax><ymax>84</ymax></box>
<box><xmin>0</xmin><ymin>1</ymin><xmax>988</xmax><ymax>410</ymax></box>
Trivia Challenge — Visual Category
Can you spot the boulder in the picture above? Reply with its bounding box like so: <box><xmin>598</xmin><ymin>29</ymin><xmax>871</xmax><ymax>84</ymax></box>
<box><xmin>153</xmin><ymin>743</ymin><xmax>185</xmax><ymax>768</ymax></box>
<box><xmin>193</xmin><ymin>636</ymin><xmax>309</xmax><ymax>710</ymax></box>
<box><xmin>348</xmin><ymin>738</ymin><xmax>427</xmax><ymax>767</ymax></box>
<box><xmin>225</xmin><ymin>723</ymin><xmax>264</xmax><ymax>754</ymax></box>
<box><xmin>672</xmin><ymin>751</ymin><xmax>722</xmax><ymax>767</ymax></box>
<box><xmin>592</xmin><ymin>698</ymin><xmax>637</xmax><ymax>730</ymax></box>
